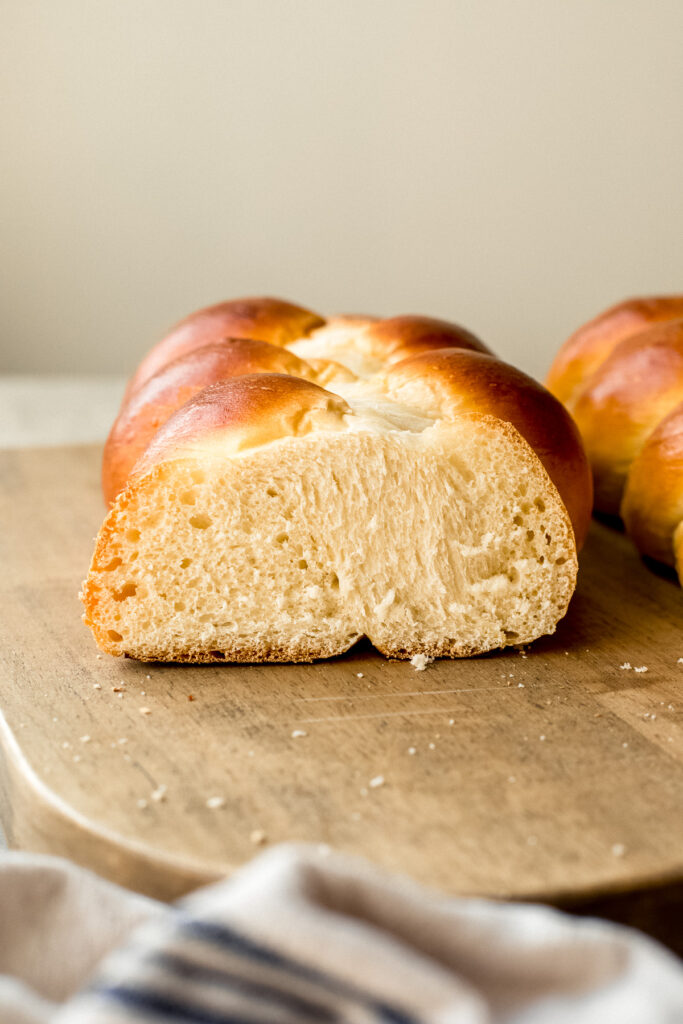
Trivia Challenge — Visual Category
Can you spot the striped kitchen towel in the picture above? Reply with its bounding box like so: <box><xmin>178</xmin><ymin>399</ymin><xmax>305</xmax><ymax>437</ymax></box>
<box><xmin>0</xmin><ymin>844</ymin><xmax>680</xmax><ymax>1023</ymax></box>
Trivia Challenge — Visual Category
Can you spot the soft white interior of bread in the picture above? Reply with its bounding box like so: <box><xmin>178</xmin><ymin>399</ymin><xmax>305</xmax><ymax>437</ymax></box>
<box><xmin>84</xmin><ymin>414</ymin><xmax>576</xmax><ymax>662</ymax></box>
<box><xmin>333</xmin><ymin>379</ymin><xmax>439</xmax><ymax>433</ymax></box>
<box><xmin>288</xmin><ymin>327</ymin><xmax>382</xmax><ymax>378</ymax></box>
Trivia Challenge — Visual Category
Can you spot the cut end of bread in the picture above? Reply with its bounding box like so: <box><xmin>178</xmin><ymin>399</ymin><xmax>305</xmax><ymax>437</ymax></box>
<box><xmin>82</xmin><ymin>413</ymin><xmax>577</xmax><ymax>663</ymax></box>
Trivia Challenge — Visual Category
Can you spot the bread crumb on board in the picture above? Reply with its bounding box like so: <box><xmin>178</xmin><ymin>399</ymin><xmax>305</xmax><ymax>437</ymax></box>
<box><xmin>291</xmin><ymin>729</ymin><xmax>307</xmax><ymax>739</ymax></box>
<box><xmin>250</xmin><ymin>829</ymin><xmax>267</xmax><ymax>845</ymax></box>
<box><xmin>410</xmin><ymin>654</ymin><xmax>433</xmax><ymax>671</ymax></box>
<box><xmin>206</xmin><ymin>796</ymin><xmax>226</xmax><ymax>810</ymax></box>
<box><xmin>369</xmin><ymin>774</ymin><xmax>385</xmax><ymax>788</ymax></box>
<box><xmin>151</xmin><ymin>785</ymin><xmax>167</xmax><ymax>802</ymax></box>
<box><xmin>611</xmin><ymin>843</ymin><xmax>626</xmax><ymax>857</ymax></box>
<box><xmin>139</xmin><ymin>706</ymin><xmax>152</xmax><ymax>716</ymax></box>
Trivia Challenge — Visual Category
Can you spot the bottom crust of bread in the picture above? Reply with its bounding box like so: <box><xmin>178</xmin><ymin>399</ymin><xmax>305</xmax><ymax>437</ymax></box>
<box><xmin>82</xmin><ymin>414</ymin><xmax>578</xmax><ymax>662</ymax></box>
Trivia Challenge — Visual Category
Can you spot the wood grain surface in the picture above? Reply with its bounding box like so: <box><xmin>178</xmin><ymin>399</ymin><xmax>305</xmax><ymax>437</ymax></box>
<box><xmin>1</xmin><ymin>445</ymin><xmax>683</xmax><ymax>944</ymax></box>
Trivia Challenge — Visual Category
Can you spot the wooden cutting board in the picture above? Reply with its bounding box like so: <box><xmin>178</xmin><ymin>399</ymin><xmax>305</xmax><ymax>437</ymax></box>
<box><xmin>1</xmin><ymin>445</ymin><xmax>683</xmax><ymax>948</ymax></box>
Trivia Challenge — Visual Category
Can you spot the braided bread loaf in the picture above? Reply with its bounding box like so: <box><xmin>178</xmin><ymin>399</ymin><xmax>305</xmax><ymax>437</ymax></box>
<box><xmin>546</xmin><ymin>295</ymin><xmax>683</xmax><ymax>581</ymax></box>
<box><xmin>82</xmin><ymin>297</ymin><xmax>591</xmax><ymax>662</ymax></box>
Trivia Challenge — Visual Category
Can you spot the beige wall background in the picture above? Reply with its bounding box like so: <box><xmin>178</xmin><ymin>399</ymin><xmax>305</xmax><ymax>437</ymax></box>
<box><xmin>2</xmin><ymin>0</ymin><xmax>682</xmax><ymax>381</ymax></box>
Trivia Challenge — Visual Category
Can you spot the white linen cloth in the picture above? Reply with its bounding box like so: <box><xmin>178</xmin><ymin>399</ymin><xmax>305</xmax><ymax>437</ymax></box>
<box><xmin>0</xmin><ymin>845</ymin><xmax>681</xmax><ymax>1024</ymax></box>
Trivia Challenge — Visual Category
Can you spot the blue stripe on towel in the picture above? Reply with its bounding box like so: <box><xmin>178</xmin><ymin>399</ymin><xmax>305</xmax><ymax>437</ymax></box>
<box><xmin>94</xmin><ymin>984</ymin><xmax>276</xmax><ymax>1024</ymax></box>
<box><xmin>152</xmin><ymin>951</ymin><xmax>339</xmax><ymax>1021</ymax></box>
<box><xmin>179</xmin><ymin>918</ymin><xmax>420</xmax><ymax>1024</ymax></box>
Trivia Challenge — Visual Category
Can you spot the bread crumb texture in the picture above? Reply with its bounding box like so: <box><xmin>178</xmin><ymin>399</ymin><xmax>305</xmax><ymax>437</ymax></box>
<box><xmin>82</xmin><ymin>408</ymin><xmax>577</xmax><ymax>662</ymax></box>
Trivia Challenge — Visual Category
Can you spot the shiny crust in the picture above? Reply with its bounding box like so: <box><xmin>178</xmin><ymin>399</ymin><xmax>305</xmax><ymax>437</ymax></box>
<box><xmin>127</xmin><ymin>297</ymin><xmax>325</xmax><ymax>395</ymax></box>
<box><xmin>313</xmin><ymin>314</ymin><xmax>379</xmax><ymax>334</ymax></box>
<box><xmin>621</xmin><ymin>403</ymin><xmax>683</xmax><ymax>565</ymax></box>
<box><xmin>386</xmin><ymin>349</ymin><xmax>593</xmax><ymax>548</ymax></box>
<box><xmin>546</xmin><ymin>295</ymin><xmax>683</xmax><ymax>405</ymax></box>
<box><xmin>103</xmin><ymin>340</ymin><xmax>320</xmax><ymax>503</ymax></box>
<box><xmin>358</xmin><ymin>315</ymin><xmax>491</xmax><ymax>364</ymax></box>
<box><xmin>570</xmin><ymin>322</ymin><xmax>683</xmax><ymax>514</ymax></box>
<box><xmin>133</xmin><ymin>374</ymin><xmax>350</xmax><ymax>476</ymax></box>
<box><xmin>547</xmin><ymin>295</ymin><xmax>683</xmax><ymax>579</ymax></box>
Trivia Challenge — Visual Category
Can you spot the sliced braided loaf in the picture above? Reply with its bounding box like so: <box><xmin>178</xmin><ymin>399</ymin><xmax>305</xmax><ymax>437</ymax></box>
<box><xmin>82</xmin><ymin>297</ymin><xmax>591</xmax><ymax>662</ymax></box>
<box><xmin>546</xmin><ymin>295</ymin><xmax>683</xmax><ymax>581</ymax></box>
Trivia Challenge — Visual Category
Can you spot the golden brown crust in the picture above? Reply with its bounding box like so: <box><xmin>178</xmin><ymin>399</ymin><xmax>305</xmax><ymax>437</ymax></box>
<box><xmin>570</xmin><ymin>321</ymin><xmax>683</xmax><ymax>514</ymax></box>
<box><xmin>547</xmin><ymin>295</ymin><xmax>683</xmax><ymax>579</ymax></box>
<box><xmin>103</xmin><ymin>301</ymin><xmax>589</xmax><ymax>544</ymax></box>
<box><xmin>674</xmin><ymin>522</ymin><xmax>683</xmax><ymax>585</ymax></box>
<box><xmin>546</xmin><ymin>295</ymin><xmax>683</xmax><ymax>406</ymax></box>
<box><xmin>127</xmin><ymin>297</ymin><xmax>325</xmax><ymax>395</ymax></box>
<box><xmin>313</xmin><ymin>314</ymin><xmax>379</xmax><ymax>333</ymax></box>
<box><xmin>621</xmin><ymin>402</ymin><xmax>683</xmax><ymax>565</ymax></box>
<box><xmin>385</xmin><ymin>349</ymin><xmax>593</xmax><ymax>548</ymax></box>
<box><xmin>102</xmin><ymin>340</ymin><xmax>320</xmax><ymax>503</ymax></box>
<box><xmin>105</xmin><ymin>311</ymin><xmax>493</xmax><ymax>502</ymax></box>
<box><xmin>359</xmin><ymin>314</ymin><xmax>491</xmax><ymax>364</ymax></box>
<box><xmin>132</xmin><ymin>374</ymin><xmax>350</xmax><ymax>476</ymax></box>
